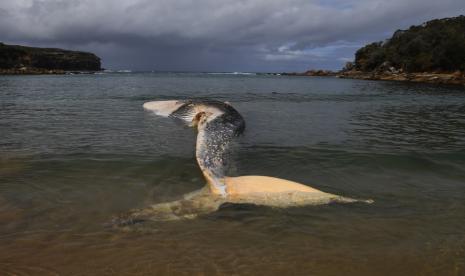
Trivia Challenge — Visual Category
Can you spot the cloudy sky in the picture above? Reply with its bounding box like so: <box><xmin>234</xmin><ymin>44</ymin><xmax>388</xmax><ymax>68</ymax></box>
<box><xmin>1</xmin><ymin>0</ymin><xmax>464</xmax><ymax>72</ymax></box>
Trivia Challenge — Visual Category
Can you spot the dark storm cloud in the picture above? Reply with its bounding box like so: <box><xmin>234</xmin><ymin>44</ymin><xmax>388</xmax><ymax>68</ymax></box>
<box><xmin>1</xmin><ymin>0</ymin><xmax>464</xmax><ymax>71</ymax></box>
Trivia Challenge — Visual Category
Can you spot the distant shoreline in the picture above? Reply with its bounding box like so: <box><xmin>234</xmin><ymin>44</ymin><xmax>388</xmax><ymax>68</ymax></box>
<box><xmin>0</xmin><ymin>68</ymin><xmax>101</xmax><ymax>75</ymax></box>
<box><xmin>280</xmin><ymin>69</ymin><xmax>465</xmax><ymax>86</ymax></box>
<box><xmin>2</xmin><ymin>69</ymin><xmax>464</xmax><ymax>87</ymax></box>
<box><xmin>0</xmin><ymin>43</ymin><xmax>101</xmax><ymax>74</ymax></box>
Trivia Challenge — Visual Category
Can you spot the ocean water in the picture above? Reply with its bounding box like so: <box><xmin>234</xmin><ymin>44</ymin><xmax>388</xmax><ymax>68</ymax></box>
<box><xmin>1</xmin><ymin>72</ymin><xmax>465</xmax><ymax>275</ymax></box>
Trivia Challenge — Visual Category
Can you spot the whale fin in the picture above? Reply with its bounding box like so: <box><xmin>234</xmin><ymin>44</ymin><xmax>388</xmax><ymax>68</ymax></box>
<box><xmin>143</xmin><ymin>100</ymin><xmax>231</xmax><ymax>126</ymax></box>
<box><xmin>143</xmin><ymin>100</ymin><xmax>185</xmax><ymax>117</ymax></box>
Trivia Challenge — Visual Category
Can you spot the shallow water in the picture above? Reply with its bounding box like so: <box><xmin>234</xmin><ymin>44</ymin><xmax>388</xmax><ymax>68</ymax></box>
<box><xmin>1</xmin><ymin>73</ymin><xmax>465</xmax><ymax>275</ymax></box>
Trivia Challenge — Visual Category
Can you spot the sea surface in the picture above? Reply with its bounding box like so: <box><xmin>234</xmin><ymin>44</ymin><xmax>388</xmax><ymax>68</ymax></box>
<box><xmin>1</xmin><ymin>72</ymin><xmax>464</xmax><ymax>275</ymax></box>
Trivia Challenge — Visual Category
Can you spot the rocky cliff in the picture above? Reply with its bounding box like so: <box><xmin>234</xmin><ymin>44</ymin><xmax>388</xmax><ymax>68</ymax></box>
<box><xmin>0</xmin><ymin>43</ymin><xmax>101</xmax><ymax>74</ymax></box>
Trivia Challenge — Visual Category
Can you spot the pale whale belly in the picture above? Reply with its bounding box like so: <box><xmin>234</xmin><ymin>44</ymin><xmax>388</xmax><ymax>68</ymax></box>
<box><xmin>113</xmin><ymin>176</ymin><xmax>368</xmax><ymax>226</ymax></box>
<box><xmin>224</xmin><ymin>176</ymin><xmax>357</xmax><ymax>207</ymax></box>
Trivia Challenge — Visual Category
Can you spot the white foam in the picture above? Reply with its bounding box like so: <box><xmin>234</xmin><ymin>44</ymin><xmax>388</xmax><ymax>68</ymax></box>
<box><xmin>207</xmin><ymin>72</ymin><xmax>255</xmax><ymax>75</ymax></box>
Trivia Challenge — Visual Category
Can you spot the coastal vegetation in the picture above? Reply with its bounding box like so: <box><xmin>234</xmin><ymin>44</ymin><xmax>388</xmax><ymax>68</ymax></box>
<box><xmin>0</xmin><ymin>43</ymin><xmax>101</xmax><ymax>74</ymax></box>
<box><xmin>283</xmin><ymin>16</ymin><xmax>465</xmax><ymax>85</ymax></box>
<box><xmin>353</xmin><ymin>15</ymin><xmax>465</xmax><ymax>72</ymax></box>
<box><xmin>335</xmin><ymin>16</ymin><xmax>465</xmax><ymax>85</ymax></box>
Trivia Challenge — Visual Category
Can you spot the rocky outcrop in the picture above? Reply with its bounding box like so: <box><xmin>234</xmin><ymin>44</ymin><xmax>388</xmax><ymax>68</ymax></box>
<box><xmin>0</xmin><ymin>43</ymin><xmax>101</xmax><ymax>74</ymax></box>
<box><xmin>337</xmin><ymin>70</ymin><xmax>465</xmax><ymax>85</ymax></box>
<box><xmin>282</xmin><ymin>69</ymin><xmax>337</xmax><ymax>77</ymax></box>
<box><xmin>280</xmin><ymin>66</ymin><xmax>465</xmax><ymax>86</ymax></box>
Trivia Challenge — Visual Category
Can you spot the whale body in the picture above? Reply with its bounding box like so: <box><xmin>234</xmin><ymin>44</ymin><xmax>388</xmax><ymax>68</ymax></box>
<box><xmin>114</xmin><ymin>100</ymin><xmax>372</xmax><ymax>225</ymax></box>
